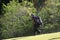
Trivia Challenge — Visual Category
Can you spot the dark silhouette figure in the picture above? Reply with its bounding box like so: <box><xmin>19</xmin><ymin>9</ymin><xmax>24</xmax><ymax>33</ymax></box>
<box><xmin>31</xmin><ymin>14</ymin><xmax>43</xmax><ymax>35</ymax></box>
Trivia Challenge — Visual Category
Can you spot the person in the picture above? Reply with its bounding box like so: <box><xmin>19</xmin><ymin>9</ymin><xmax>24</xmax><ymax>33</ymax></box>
<box><xmin>31</xmin><ymin>14</ymin><xmax>43</xmax><ymax>35</ymax></box>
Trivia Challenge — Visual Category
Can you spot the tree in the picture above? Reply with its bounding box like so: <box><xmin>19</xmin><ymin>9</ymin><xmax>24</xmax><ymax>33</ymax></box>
<box><xmin>32</xmin><ymin>0</ymin><xmax>47</xmax><ymax>15</ymax></box>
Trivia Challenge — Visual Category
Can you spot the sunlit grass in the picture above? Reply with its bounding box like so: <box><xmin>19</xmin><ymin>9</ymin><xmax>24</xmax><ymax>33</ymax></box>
<box><xmin>3</xmin><ymin>32</ymin><xmax>60</xmax><ymax>40</ymax></box>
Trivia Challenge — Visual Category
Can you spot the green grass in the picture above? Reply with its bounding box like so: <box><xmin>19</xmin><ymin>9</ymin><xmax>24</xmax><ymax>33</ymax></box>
<box><xmin>3</xmin><ymin>32</ymin><xmax>60</xmax><ymax>40</ymax></box>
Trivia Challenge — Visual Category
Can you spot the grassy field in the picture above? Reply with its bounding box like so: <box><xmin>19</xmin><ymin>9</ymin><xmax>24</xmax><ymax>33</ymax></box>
<box><xmin>3</xmin><ymin>32</ymin><xmax>60</xmax><ymax>40</ymax></box>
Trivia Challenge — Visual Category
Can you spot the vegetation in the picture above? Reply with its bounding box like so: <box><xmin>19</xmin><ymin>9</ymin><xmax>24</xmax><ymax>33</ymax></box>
<box><xmin>0</xmin><ymin>0</ymin><xmax>60</xmax><ymax>39</ymax></box>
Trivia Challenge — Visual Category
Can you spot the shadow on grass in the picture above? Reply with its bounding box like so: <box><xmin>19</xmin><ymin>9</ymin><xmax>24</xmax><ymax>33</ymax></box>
<box><xmin>49</xmin><ymin>37</ymin><xmax>60</xmax><ymax>40</ymax></box>
<box><xmin>3</xmin><ymin>31</ymin><xmax>60</xmax><ymax>39</ymax></box>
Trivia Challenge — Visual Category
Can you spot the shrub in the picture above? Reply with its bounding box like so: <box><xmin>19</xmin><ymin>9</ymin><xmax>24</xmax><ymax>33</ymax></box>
<box><xmin>1</xmin><ymin>0</ymin><xmax>36</xmax><ymax>38</ymax></box>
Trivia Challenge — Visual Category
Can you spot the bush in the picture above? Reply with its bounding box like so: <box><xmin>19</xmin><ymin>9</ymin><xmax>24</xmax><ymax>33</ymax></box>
<box><xmin>38</xmin><ymin>0</ymin><xmax>60</xmax><ymax>33</ymax></box>
<box><xmin>1</xmin><ymin>0</ymin><xmax>36</xmax><ymax>38</ymax></box>
<box><xmin>1</xmin><ymin>0</ymin><xmax>60</xmax><ymax>39</ymax></box>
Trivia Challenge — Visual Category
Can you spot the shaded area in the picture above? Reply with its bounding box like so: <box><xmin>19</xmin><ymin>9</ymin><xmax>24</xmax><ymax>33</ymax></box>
<box><xmin>49</xmin><ymin>37</ymin><xmax>60</xmax><ymax>40</ymax></box>
<box><xmin>0</xmin><ymin>23</ymin><xmax>2</xmax><ymax>40</ymax></box>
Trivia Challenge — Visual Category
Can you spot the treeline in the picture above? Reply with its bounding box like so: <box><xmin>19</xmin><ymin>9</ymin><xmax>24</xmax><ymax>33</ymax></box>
<box><xmin>0</xmin><ymin>0</ymin><xmax>60</xmax><ymax>39</ymax></box>
<box><xmin>0</xmin><ymin>0</ymin><xmax>22</xmax><ymax>15</ymax></box>
<box><xmin>0</xmin><ymin>0</ymin><xmax>46</xmax><ymax>15</ymax></box>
